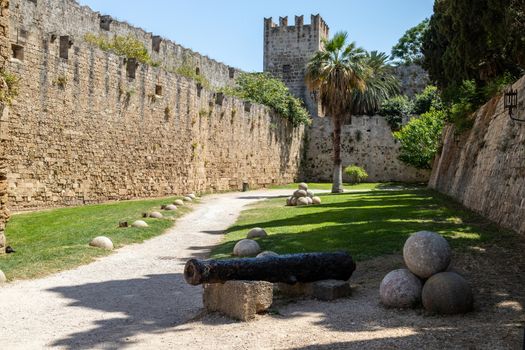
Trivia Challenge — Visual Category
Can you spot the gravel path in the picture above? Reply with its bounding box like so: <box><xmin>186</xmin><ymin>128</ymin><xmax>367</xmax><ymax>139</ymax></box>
<box><xmin>1</xmin><ymin>189</ymin><xmax>523</xmax><ymax>350</ymax></box>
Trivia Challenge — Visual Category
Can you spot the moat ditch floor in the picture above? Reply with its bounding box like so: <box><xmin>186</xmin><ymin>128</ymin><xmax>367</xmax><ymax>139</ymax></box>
<box><xmin>0</xmin><ymin>189</ymin><xmax>523</xmax><ymax>349</ymax></box>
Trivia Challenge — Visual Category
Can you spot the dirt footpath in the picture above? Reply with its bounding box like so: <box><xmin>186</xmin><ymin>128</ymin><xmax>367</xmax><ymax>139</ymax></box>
<box><xmin>0</xmin><ymin>190</ymin><xmax>523</xmax><ymax>349</ymax></box>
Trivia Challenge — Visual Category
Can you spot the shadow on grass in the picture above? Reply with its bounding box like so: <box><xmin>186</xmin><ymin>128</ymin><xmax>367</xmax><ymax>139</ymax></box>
<box><xmin>211</xmin><ymin>189</ymin><xmax>509</xmax><ymax>260</ymax></box>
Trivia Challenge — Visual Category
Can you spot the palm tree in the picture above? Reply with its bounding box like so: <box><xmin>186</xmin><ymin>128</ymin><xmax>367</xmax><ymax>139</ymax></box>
<box><xmin>306</xmin><ymin>33</ymin><xmax>398</xmax><ymax>193</ymax></box>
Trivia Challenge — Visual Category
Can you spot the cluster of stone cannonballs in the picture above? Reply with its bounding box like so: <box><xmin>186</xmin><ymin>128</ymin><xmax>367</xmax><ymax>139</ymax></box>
<box><xmin>286</xmin><ymin>183</ymin><xmax>321</xmax><ymax>206</ymax></box>
<box><xmin>380</xmin><ymin>231</ymin><xmax>473</xmax><ymax>315</ymax></box>
<box><xmin>89</xmin><ymin>194</ymin><xmax>198</xmax><ymax>251</ymax></box>
<box><xmin>232</xmin><ymin>227</ymin><xmax>278</xmax><ymax>258</ymax></box>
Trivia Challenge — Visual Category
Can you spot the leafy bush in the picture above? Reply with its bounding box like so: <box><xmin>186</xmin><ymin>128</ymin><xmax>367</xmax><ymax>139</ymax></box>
<box><xmin>413</xmin><ymin>85</ymin><xmax>442</xmax><ymax>115</ymax></box>
<box><xmin>393</xmin><ymin>108</ymin><xmax>446</xmax><ymax>169</ymax></box>
<box><xmin>344</xmin><ymin>165</ymin><xmax>369</xmax><ymax>184</ymax></box>
<box><xmin>84</xmin><ymin>34</ymin><xmax>158</xmax><ymax>66</ymax></box>
<box><xmin>0</xmin><ymin>69</ymin><xmax>19</xmax><ymax>105</ymax></box>
<box><xmin>175</xmin><ymin>64</ymin><xmax>210</xmax><ymax>89</ymax></box>
<box><xmin>379</xmin><ymin>95</ymin><xmax>413</xmax><ymax>130</ymax></box>
<box><xmin>391</xmin><ymin>19</ymin><xmax>429</xmax><ymax>65</ymax></box>
<box><xmin>224</xmin><ymin>73</ymin><xmax>310</xmax><ymax>127</ymax></box>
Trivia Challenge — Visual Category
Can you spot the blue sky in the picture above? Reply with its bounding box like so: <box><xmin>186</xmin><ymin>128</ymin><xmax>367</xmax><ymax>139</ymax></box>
<box><xmin>77</xmin><ymin>0</ymin><xmax>434</xmax><ymax>72</ymax></box>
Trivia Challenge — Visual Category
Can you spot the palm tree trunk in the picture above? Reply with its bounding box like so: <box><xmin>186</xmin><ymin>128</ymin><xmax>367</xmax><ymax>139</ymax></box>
<box><xmin>331</xmin><ymin>115</ymin><xmax>344</xmax><ymax>193</ymax></box>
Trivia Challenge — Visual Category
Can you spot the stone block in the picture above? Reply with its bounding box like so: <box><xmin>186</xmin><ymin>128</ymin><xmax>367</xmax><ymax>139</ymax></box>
<box><xmin>275</xmin><ymin>282</ymin><xmax>313</xmax><ymax>297</ymax></box>
<box><xmin>312</xmin><ymin>280</ymin><xmax>351</xmax><ymax>301</ymax></box>
<box><xmin>203</xmin><ymin>281</ymin><xmax>273</xmax><ymax>321</ymax></box>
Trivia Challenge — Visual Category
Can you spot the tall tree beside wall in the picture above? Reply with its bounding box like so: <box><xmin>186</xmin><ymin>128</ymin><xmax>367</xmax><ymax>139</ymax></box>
<box><xmin>0</xmin><ymin>0</ymin><xmax>10</xmax><ymax>254</ymax></box>
<box><xmin>423</xmin><ymin>0</ymin><xmax>525</xmax><ymax>92</ymax></box>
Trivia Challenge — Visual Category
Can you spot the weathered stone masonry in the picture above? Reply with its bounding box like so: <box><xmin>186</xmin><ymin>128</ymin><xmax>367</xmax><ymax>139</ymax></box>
<box><xmin>5</xmin><ymin>0</ymin><xmax>304</xmax><ymax>209</ymax></box>
<box><xmin>0</xmin><ymin>0</ymin><xmax>9</xmax><ymax>253</ymax></box>
<box><xmin>430</xmin><ymin>75</ymin><xmax>525</xmax><ymax>235</ymax></box>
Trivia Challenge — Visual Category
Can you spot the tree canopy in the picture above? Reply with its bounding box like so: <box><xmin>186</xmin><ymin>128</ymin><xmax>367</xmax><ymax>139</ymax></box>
<box><xmin>391</xmin><ymin>19</ymin><xmax>429</xmax><ymax>65</ymax></box>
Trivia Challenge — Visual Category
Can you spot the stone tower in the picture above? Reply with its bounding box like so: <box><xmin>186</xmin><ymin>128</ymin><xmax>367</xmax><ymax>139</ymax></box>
<box><xmin>263</xmin><ymin>14</ymin><xmax>329</xmax><ymax>116</ymax></box>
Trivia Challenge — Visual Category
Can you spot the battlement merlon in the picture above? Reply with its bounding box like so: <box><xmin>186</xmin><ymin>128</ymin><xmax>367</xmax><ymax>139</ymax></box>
<box><xmin>264</xmin><ymin>14</ymin><xmax>329</xmax><ymax>36</ymax></box>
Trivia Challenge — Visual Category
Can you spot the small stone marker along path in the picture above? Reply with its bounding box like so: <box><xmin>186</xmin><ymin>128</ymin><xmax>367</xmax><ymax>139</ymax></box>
<box><xmin>0</xmin><ymin>189</ymin><xmax>522</xmax><ymax>349</ymax></box>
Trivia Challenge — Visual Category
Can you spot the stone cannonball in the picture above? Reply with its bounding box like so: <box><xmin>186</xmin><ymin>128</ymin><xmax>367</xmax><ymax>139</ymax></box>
<box><xmin>187</xmin><ymin>193</ymin><xmax>196</xmax><ymax>200</ymax></box>
<box><xmin>422</xmin><ymin>272</ymin><xmax>473</xmax><ymax>314</ymax></box>
<box><xmin>173</xmin><ymin>199</ymin><xmax>185</xmax><ymax>206</ymax></box>
<box><xmin>247</xmin><ymin>227</ymin><xmax>268</xmax><ymax>239</ymax></box>
<box><xmin>257</xmin><ymin>251</ymin><xmax>279</xmax><ymax>258</ymax></box>
<box><xmin>298</xmin><ymin>183</ymin><xmax>308</xmax><ymax>191</ymax></box>
<box><xmin>89</xmin><ymin>236</ymin><xmax>114</xmax><ymax>250</ymax></box>
<box><xmin>403</xmin><ymin>231</ymin><xmax>451</xmax><ymax>278</ymax></box>
<box><xmin>290</xmin><ymin>197</ymin><xmax>298</xmax><ymax>206</ymax></box>
<box><xmin>150</xmin><ymin>211</ymin><xmax>164</xmax><ymax>219</ymax></box>
<box><xmin>306</xmin><ymin>197</ymin><xmax>313</xmax><ymax>205</ymax></box>
<box><xmin>132</xmin><ymin>220</ymin><xmax>149</xmax><ymax>228</ymax></box>
<box><xmin>164</xmin><ymin>204</ymin><xmax>177</xmax><ymax>211</ymax></box>
<box><xmin>297</xmin><ymin>197</ymin><xmax>309</xmax><ymax>206</ymax></box>
<box><xmin>183</xmin><ymin>196</ymin><xmax>192</xmax><ymax>202</ymax></box>
<box><xmin>294</xmin><ymin>190</ymin><xmax>308</xmax><ymax>198</ymax></box>
<box><xmin>306</xmin><ymin>190</ymin><xmax>315</xmax><ymax>198</ymax></box>
<box><xmin>312</xmin><ymin>196</ymin><xmax>322</xmax><ymax>205</ymax></box>
<box><xmin>233</xmin><ymin>239</ymin><xmax>261</xmax><ymax>257</ymax></box>
<box><xmin>0</xmin><ymin>270</ymin><xmax>7</xmax><ymax>284</ymax></box>
<box><xmin>379</xmin><ymin>269</ymin><xmax>422</xmax><ymax>308</ymax></box>
<box><xmin>286</xmin><ymin>196</ymin><xmax>293</xmax><ymax>206</ymax></box>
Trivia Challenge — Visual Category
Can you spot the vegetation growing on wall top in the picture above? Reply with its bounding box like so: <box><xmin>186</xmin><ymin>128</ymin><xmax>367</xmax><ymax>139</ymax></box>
<box><xmin>84</xmin><ymin>33</ymin><xmax>159</xmax><ymax>66</ymax></box>
<box><xmin>221</xmin><ymin>72</ymin><xmax>310</xmax><ymax>127</ymax></box>
<box><xmin>0</xmin><ymin>69</ymin><xmax>19</xmax><ymax>105</ymax></box>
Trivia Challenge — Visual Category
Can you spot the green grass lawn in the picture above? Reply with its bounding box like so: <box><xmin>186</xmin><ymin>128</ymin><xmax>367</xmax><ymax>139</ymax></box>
<box><xmin>269</xmin><ymin>182</ymin><xmax>424</xmax><ymax>191</ymax></box>
<box><xmin>210</xmin><ymin>188</ymin><xmax>511</xmax><ymax>260</ymax></box>
<box><xmin>0</xmin><ymin>197</ymin><xmax>194</xmax><ymax>281</ymax></box>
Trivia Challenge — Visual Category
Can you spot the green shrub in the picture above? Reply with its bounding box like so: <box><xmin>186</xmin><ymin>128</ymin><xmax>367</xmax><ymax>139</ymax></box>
<box><xmin>344</xmin><ymin>165</ymin><xmax>369</xmax><ymax>184</ymax></box>
<box><xmin>0</xmin><ymin>69</ymin><xmax>19</xmax><ymax>105</ymax></box>
<box><xmin>84</xmin><ymin>33</ymin><xmax>158</xmax><ymax>66</ymax></box>
<box><xmin>393</xmin><ymin>108</ymin><xmax>446</xmax><ymax>169</ymax></box>
<box><xmin>379</xmin><ymin>95</ymin><xmax>413</xmax><ymax>130</ymax></box>
<box><xmin>413</xmin><ymin>85</ymin><xmax>442</xmax><ymax>115</ymax></box>
<box><xmin>227</xmin><ymin>73</ymin><xmax>310</xmax><ymax>127</ymax></box>
<box><xmin>175</xmin><ymin>64</ymin><xmax>210</xmax><ymax>89</ymax></box>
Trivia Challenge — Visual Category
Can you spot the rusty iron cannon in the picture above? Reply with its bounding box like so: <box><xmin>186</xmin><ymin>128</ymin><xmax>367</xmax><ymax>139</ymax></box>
<box><xmin>184</xmin><ymin>252</ymin><xmax>356</xmax><ymax>286</ymax></box>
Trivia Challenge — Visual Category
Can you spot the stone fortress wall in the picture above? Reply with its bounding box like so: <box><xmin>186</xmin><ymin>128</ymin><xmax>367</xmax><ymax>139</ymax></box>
<box><xmin>429</xmin><ymin>75</ymin><xmax>525</xmax><ymax>235</ymax></box>
<box><xmin>0</xmin><ymin>0</ymin><xmax>9</xmax><ymax>253</ymax></box>
<box><xmin>4</xmin><ymin>0</ymin><xmax>304</xmax><ymax>209</ymax></box>
<box><xmin>263</xmin><ymin>15</ymin><xmax>429</xmax><ymax>183</ymax></box>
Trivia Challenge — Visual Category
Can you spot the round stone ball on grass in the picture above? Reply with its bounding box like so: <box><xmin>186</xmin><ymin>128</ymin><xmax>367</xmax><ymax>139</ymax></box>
<box><xmin>187</xmin><ymin>193</ymin><xmax>196</xmax><ymax>200</ymax></box>
<box><xmin>257</xmin><ymin>251</ymin><xmax>279</xmax><ymax>258</ymax></box>
<box><xmin>0</xmin><ymin>270</ymin><xmax>7</xmax><ymax>284</ymax></box>
<box><xmin>173</xmin><ymin>199</ymin><xmax>185</xmax><ymax>206</ymax></box>
<box><xmin>422</xmin><ymin>272</ymin><xmax>473</xmax><ymax>314</ymax></box>
<box><xmin>380</xmin><ymin>269</ymin><xmax>422</xmax><ymax>308</ymax></box>
<box><xmin>294</xmin><ymin>190</ymin><xmax>308</xmax><ymax>198</ymax></box>
<box><xmin>247</xmin><ymin>227</ymin><xmax>268</xmax><ymax>239</ymax></box>
<box><xmin>306</xmin><ymin>190</ymin><xmax>315</xmax><ymax>198</ymax></box>
<box><xmin>298</xmin><ymin>182</ymin><xmax>308</xmax><ymax>191</ymax></box>
<box><xmin>306</xmin><ymin>197</ymin><xmax>313</xmax><ymax>205</ymax></box>
<box><xmin>286</xmin><ymin>196</ymin><xmax>293</xmax><ymax>206</ymax></box>
<box><xmin>403</xmin><ymin>231</ymin><xmax>451</xmax><ymax>278</ymax></box>
<box><xmin>132</xmin><ymin>220</ymin><xmax>149</xmax><ymax>228</ymax></box>
<box><xmin>290</xmin><ymin>197</ymin><xmax>298</xmax><ymax>206</ymax></box>
<box><xmin>297</xmin><ymin>197</ymin><xmax>309</xmax><ymax>206</ymax></box>
<box><xmin>164</xmin><ymin>204</ymin><xmax>177</xmax><ymax>211</ymax></box>
<box><xmin>150</xmin><ymin>211</ymin><xmax>164</xmax><ymax>219</ymax></box>
<box><xmin>233</xmin><ymin>239</ymin><xmax>261</xmax><ymax>257</ymax></box>
<box><xmin>312</xmin><ymin>196</ymin><xmax>322</xmax><ymax>205</ymax></box>
<box><xmin>89</xmin><ymin>236</ymin><xmax>114</xmax><ymax>250</ymax></box>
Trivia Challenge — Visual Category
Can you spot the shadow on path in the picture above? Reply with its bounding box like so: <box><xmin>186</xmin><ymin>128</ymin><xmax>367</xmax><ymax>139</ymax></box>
<box><xmin>49</xmin><ymin>273</ymin><xmax>200</xmax><ymax>349</ymax></box>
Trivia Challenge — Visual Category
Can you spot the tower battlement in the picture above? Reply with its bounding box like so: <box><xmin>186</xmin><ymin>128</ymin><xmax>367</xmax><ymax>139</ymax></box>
<box><xmin>264</xmin><ymin>14</ymin><xmax>329</xmax><ymax>38</ymax></box>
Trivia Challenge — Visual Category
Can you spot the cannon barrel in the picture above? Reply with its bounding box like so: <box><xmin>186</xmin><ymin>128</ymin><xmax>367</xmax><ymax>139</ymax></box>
<box><xmin>184</xmin><ymin>252</ymin><xmax>356</xmax><ymax>286</ymax></box>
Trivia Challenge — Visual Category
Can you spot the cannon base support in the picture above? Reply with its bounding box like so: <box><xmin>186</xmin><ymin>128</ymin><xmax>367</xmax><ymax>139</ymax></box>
<box><xmin>276</xmin><ymin>280</ymin><xmax>351</xmax><ymax>301</ymax></box>
<box><xmin>203</xmin><ymin>281</ymin><xmax>273</xmax><ymax>321</ymax></box>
